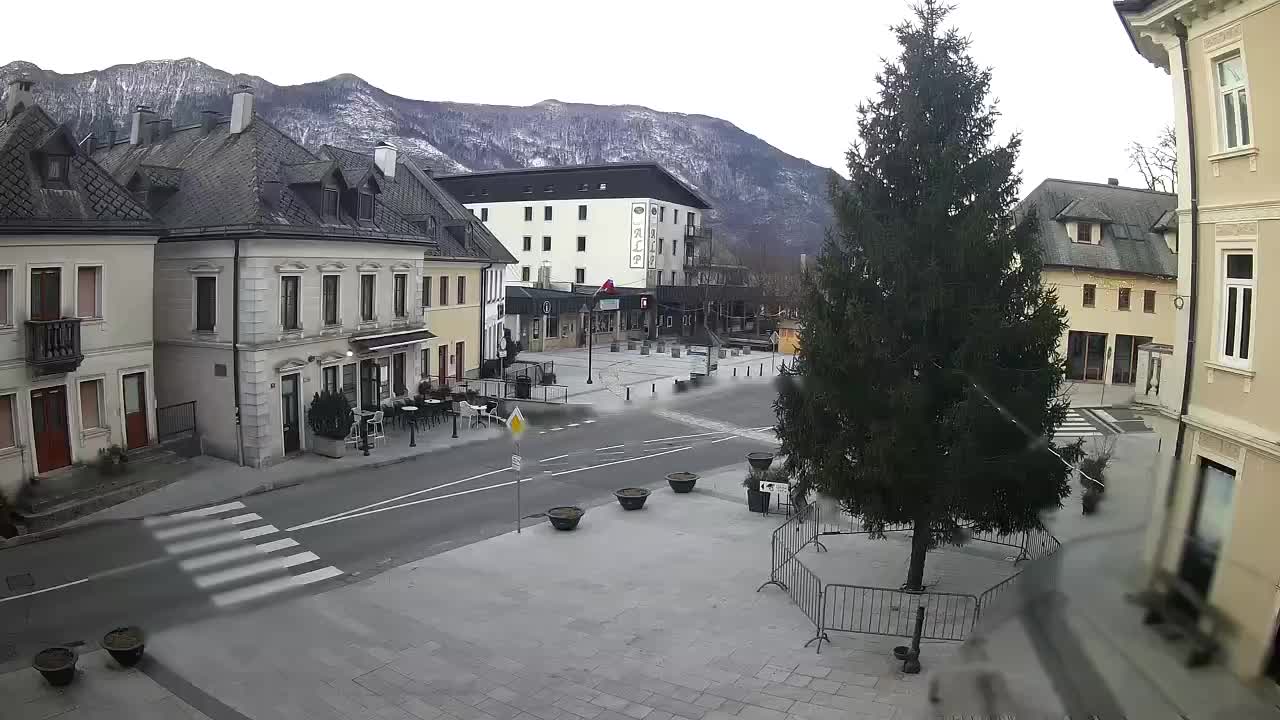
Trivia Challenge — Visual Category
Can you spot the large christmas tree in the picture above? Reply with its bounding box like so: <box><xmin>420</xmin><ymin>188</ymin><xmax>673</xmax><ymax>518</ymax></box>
<box><xmin>775</xmin><ymin>1</ymin><xmax>1072</xmax><ymax>591</ymax></box>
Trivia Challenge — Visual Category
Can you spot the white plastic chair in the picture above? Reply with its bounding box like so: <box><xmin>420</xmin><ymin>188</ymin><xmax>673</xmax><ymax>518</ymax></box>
<box><xmin>343</xmin><ymin>421</ymin><xmax>360</xmax><ymax>448</ymax></box>
<box><xmin>367</xmin><ymin>410</ymin><xmax>386</xmax><ymax>445</ymax></box>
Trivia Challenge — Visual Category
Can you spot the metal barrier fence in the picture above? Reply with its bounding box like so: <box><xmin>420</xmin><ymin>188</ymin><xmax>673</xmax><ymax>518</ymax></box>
<box><xmin>818</xmin><ymin>507</ymin><xmax>1055</xmax><ymax>566</ymax></box>
<box><xmin>822</xmin><ymin>584</ymin><xmax>978</xmax><ymax>642</ymax></box>
<box><xmin>156</xmin><ymin>401</ymin><xmax>196</xmax><ymax>440</ymax></box>
<box><xmin>460</xmin><ymin>378</ymin><xmax>569</xmax><ymax>404</ymax></box>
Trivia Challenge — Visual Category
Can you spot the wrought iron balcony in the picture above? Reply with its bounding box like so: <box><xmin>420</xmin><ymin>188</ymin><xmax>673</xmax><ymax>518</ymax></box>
<box><xmin>25</xmin><ymin>318</ymin><xmax>83</xmax><ymax>374</ymax></box>
<box><xmin>684</xmin><ymin>225</ymin><xmax>712</xmax><ymax>241</ymax></box>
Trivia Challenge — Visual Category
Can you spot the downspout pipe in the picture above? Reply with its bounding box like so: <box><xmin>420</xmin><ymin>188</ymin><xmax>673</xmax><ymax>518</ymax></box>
<box><xmin>233</xmin><ymin>237</ymin><xmax>245</xmax><ymax>467</ymax></box>
<box><xmin>479</xmin><ymin>263</ymin><xmax>493</xmax><ymax>378</ymax></box>
<box><xmin>1156</xmin><ymin>21</ymin><xmax>1200</xmax><ymax>576</ymax></box>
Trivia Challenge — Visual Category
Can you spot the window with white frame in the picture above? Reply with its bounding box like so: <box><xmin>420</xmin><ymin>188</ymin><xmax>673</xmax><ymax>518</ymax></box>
<box><xmin>0</xmin><ymin>268</ymin><xmax>12</xmax><ymax>327</ymax></box>
<box><xmin>77</xmin><ymin>266</ymin><xmax>102</xmax><ymax>318</ymax></box>
<box><xmin>280</xmin><ymin>275</ymin><xmax>301</xmax><ymax>330</ymax></box>
<box><xmin>1220</xmin><ymin>252</ymin><xmax>1254</xmax><ymax>366</ymax></box>
<box><xmin>195</xmin><ymin>276</ymin><xmax>216</xmax><ymax>332</ymax></box>
<box><xmin>1216</xmin><ymin>54</ymin><xmax>1251</xmax><ymax>150</ymax></box>
<box><xmin>0</xmin><ymin>393</ymin><xmax>15</xmax><ymax>449</ymax></box>
<box><xmin>322</xmin><ymin>274</ymin><xmax>340</xmax><ymax>326</ymax></box>
<box><xmin>79</xmin><ymin>379</ymin><xmax>104</xmax><ymax>430</ymax></box>
<box><xmin>322</xmin><ymin>365</ymin><xmax>339</xmax><ymax>394</ymax></box>
<box><xmin>393</xmin><ymin>273</ymin><xmax>408</xmax><ymax>318</ymax></box>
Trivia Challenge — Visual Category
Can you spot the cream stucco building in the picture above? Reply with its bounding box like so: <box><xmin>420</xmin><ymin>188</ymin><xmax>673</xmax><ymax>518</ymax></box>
<box><xmin>1019</xmin><ymin>178</ymin><xmax>1178</xmax><ymax>390</ymax></box>
<box><xmin>1119</xmin><ymin>0</ymin><xmax>1280</xmax><ymax>683</ymax></box>
<box><xmin>0</xmin><ymin>81</ymin><xmax>158</xmax><ymax>503</ymax></box>
<box><xmin>92</xmin><ymin>88</ymin><xmax>512</xmax><ymax>468</ymax></box>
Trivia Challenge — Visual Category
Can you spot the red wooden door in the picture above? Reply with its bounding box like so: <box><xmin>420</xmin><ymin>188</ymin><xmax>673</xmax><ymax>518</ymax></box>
<box><xmin>455</xmin><ymin>342</ymin><xmax>465</xmax><ymax>382</ymax></box>
<box><xmin>31</xmin><ymin>386</ymin><xmax>71</xmax><ymax>472</ymax></box>
<box><xmin>122</xmin><ymin>372</ymin><xmax>148</xmax><ymax>450</ymax></box>
<box><xmin>438</xmin><ymin>345</ymin><xmax>448</xmax><ymax>385</ymax></box>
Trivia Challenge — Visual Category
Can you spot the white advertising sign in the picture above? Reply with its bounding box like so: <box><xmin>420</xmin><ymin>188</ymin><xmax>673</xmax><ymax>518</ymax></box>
<box><xmin>597</xmin><ymin>298</ymin><xmax>620</xmax><ymax>311</ymax></box>
<box><xmin>759</xmin><ymin>481</ymin><xmax>790</xmax><ymax>495</ymax></box>
<box><xmin>629</xmin><ymin>203</ymin><xmax>647</xmax><ymax>269</ymax></box>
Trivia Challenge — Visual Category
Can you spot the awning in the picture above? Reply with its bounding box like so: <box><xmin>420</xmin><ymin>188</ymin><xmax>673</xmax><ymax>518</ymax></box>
<box><xmin>349</xmin><ymin>327</ymin><xmax>435</xmax><ymax>353</ymax></box>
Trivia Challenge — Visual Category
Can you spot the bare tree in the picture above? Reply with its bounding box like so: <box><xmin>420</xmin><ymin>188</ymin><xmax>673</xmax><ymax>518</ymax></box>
<box><xmin>1128</xmin><ymin>125</ymin><xmax>1177</xmax><ymax>192</ymax></box>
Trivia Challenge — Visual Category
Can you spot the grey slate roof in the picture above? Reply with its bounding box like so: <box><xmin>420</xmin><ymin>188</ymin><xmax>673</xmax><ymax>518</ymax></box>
<box><xmin>1018</xmin><ymin>178</ymin><xmax>1177</xmax><ymax>279</ymax></box>
<box><xmin>320</xmin><ymin>144</ymin><xmax>515</xmax><ymax>265</ymax></box>
<box><xmin>0</xmin><ymin>105</ymin><xmax>152</xmax><ymax>230</ymax></box>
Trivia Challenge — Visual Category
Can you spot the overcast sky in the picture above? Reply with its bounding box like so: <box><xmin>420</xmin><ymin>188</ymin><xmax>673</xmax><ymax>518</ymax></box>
<box><xmin>6</xmin><ymin>0</ymin><xmax>1172</xmax><ymax>192</ymax></box>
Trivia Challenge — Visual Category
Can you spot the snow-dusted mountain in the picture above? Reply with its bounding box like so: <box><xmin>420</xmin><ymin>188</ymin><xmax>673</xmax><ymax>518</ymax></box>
<box><xmin>1</xmin><ymin>58</ymin><xmax>834</xmax><ymax>253</ymax></box>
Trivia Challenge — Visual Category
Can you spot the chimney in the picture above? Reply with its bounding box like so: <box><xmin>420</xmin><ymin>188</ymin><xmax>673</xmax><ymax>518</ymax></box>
<box><xmin>106</xmin><ymin>128</ymin><xmax>118</xmax><ymax>147</ymax></box>
<box><xmin>159</xmin><ymin>118</ymin><xmax>173</xmax><ymax>140</ymax></box>
<box><xmin>5</xmin><ymin>77</ymin><xmax>34</xmax><ymax>120</ymax></box>
<box><xmin>81</xmin><ymin>132</ymin><xmax>97</xmax><ymax>155</ymax></box>
<box><xmin>229</xmin><ymin>84</ymin><xmax>254</xmax><ymax>135</ymax></box>
<box><xmin>200</xmin><ymin>109</ymin><xmax>221</xmax><ymax>135</ymax></box>
<box><xmin>1107</xmin><ymin>177</ymin><xmax>1120</xmax><ymax>186</ymax></box>
<box><xmin>130</xmin><ymin>105</ymin><xmax>156</xmax><ymax>145</ymax></box>
<box><xmin>145</xmin><ymin>119</ymin><xmax>162</xmax><ymax>144</ymax></box>
<box><xmin>374</xmin><ymin>141</ymin><xmax>398</xmax><ymax>179</ymax></box>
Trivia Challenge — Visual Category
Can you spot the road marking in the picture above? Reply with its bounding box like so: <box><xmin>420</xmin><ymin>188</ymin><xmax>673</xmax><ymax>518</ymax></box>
<box><xmin>642</xmin><ymin>431</ymin><xmax>729</xmax><ymax>444</ymax></box>
<box><xmin>194</xmin><ymin>551</ymin><xmax>320</xmax><ymax>589</ymax></box>
<box><xmin>255</xmin><ymin>538</ymin><xmax>300</xmax><ymax>553</ymax></box>
<box><xmin>225</xmin><ymin>513</ymin><xmax>263</xmax><ymax>526</ymax></box>
<box><xmin>551</xmin><ymin>445</ymin><xmax>690</xmax><ymax>477</ymax></box>
<box><xmin>286</xmin><ymin>467</ymin><xmax>511</xmax><ymax>532</ymax></box>
<box><xmin>583</xmin><ymin>420</ymin><xmax>596</xmax><ymax>424</ymax></box>
<box><xmin>165</xmin><ymin>531</ymin><xmax>242</xmax><ymax>555</ymax></box>
<box><xmin>210</xmin><ymin>566</ymin><xmax>344</xmax><ymax>608</ymax></box>
<box><xmin>595</xmin><ymin>444</ymin><xmax>624</xmax><ymax>451</ymax></box>
<box><xmin>238</xmin><ymin>525</ymin><xmax>279</xmax><ymax>540</ymax></box>
<box><xmin>710</xmin><ymin>435</ymin><xmax>741</xmax><ymax>444</ymax></box>
<box><xmin>568</xmin><ymin>423</ymin><xmax>580</xmax><ymax>427</ymax></box>
<box><xmin>0</xmin><ymin>577</ymin><xmax>89</xmax><ymax>604</ymax></box>
<box><xmin>550</xmin><ymin>427</ymin><xmax>564</xmax><ymax>432</ymax></box>
<box><xmin>180</xmin><ymin>545</ymin><xmax>263</xmax><ymax>572</ymax></box>
<box><xmin>540</xmin><ymin>454</ymin><xmax>570</xmax><ymax>462</ymax></box>
<box><xmin>290</xmin><ymin>478</ymin><xmax>535</xmax><ymax>531</ymax></box>
<box><xmin>144</xmin><ymin>501</ymin><xmax>247</xmax><ymax>527</ymax></box>
<box><xmin>153</xmin><ymin>519</ymin><xmax>229</xmax><ymax>541</ymax></box>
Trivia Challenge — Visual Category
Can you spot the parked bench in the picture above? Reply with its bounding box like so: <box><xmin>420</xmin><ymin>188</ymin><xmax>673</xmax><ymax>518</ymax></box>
<box><xmin>1133</xmin><ymin>569</ymin><xmax>1224</xmax><ymax>667</ymax></box>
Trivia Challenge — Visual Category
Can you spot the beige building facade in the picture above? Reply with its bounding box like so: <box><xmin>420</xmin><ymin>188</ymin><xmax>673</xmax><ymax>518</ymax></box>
<box><xmin>1119</xmin><ymin>0</ymin><xmax>1280</xmax><ymax>682</ymax></box>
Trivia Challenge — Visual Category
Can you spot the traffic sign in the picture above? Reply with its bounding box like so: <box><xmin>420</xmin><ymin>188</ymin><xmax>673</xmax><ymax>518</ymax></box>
<box><xmin>512</xmin><ymin>454</ymin><xmax>522</xmax><ymax>471</ymax></box>
<box><xmin>507</xmin><ymin>406</ymin><xmax>528</xmax><ymax>436</ymax></box>
<box><xmin>769</xmin><ymin>331</ymin><xmax>780</xmax><ymax>345</ymax></box>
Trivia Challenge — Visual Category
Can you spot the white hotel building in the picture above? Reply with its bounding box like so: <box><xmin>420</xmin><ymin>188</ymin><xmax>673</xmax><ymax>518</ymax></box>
<box><xmin>436</xmin><ymin>163</ymin><xmax>714</xmax><ymax>292</ymax></box>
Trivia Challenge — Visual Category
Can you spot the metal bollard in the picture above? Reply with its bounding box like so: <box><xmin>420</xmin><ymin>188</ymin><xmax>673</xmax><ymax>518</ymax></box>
<box><xmin>747</xmin><ymin>366</ymin><xmax>751</xmax><ymax>377</ymax></box>
<box><xmin>626</xmin><ymin>386</ymin><xmax>631</xmax><ymax>401</ymax></box>
<box><xmin>651</xmin><ymin>383</ymin><xmax>655</xmax><ymax>394</ymax></box>
<box><xmin>733</xmin><ymin>367</ymin><xmax>737</xmax><ymax>377</ymax></box>
<box><xmin>760</xmin><ymin>362</ymin><xmax>764</xmax><ymax>375</ymax></box>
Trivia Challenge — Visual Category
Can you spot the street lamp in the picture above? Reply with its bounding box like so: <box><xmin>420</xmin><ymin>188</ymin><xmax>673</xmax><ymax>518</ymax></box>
<box><xmin>584</xmin><ymin>279</ymin><xmax>616</xmax><ymax>386</ymax></box>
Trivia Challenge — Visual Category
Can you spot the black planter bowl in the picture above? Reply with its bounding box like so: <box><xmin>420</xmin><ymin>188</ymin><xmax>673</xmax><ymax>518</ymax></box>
<box><xmin>615</xmin><ymin>488</ymin><xmax>650</xmax><ymax>510</ymax></box>
<box><xmin>747</xmin><ymin>452</ymin><xmax>775</xmax><ymax>471</ymax></box>
<box><xmin>893</xmin><ymin>645</ymin><xmax>912</xmax><ymax>661</ymax></box>
<box><xmin>33</xmin><ymin>647</ymin><xmax>77</xmax><ymax>686</ymax></box>
<box><xmin>666</xmin><ymin>472</ymin><xmax>698</xmax><ymax>493</ymax></box>
<box><xmin>547</xmin><ymin>506</ymin><xmax>584</xmax><ymax>530</ymax></box>
<box><xmin>102</xmin><ymin>626</ymin><xmax>146</xmax><ymax>667</ymax></box>
<box><xmin>746</xmin><ymin>488</ymin><xmax>772</xmax><ymax>514</ymax></box>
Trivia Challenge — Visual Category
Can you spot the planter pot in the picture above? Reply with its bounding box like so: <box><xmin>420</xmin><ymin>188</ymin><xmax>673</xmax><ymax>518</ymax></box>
<box><xmin>610</xmin><ymin>342</ymin><xmax>620</xmax><ymax>353</ymax></box>
<box><xmin>628</xmin><ymin>341</ymin><xmax>637</xmax><ymax>350</ymax></box>
<box><xmin>718</xmin><ymin>348</ymin><xmax>727</xmax><ymax>359</ymax></box>
<box><xmin>673</xmin><ymin>380</ymin><xmax>688</xmax><ymax>393</ymax></box>
<box><xmin>893</xmin><ymin>645</ymin><xmax>912</xmax><ymax>661</ymax></box>
<box><xmin>32</xmin><ymin>647</ymin><xmax>76</xmax><ymax>687</ymax></box>
<box><xmin>746</xmin><ymin>488</ymin><xmax>771</xmax><ymax>514</ymax></box>
<box><xmin>744</xmin><ymin>347</ymin><xmax>752</xmax><ymax>355</ymax></box>
<box><xmin>102</xmin><ymin>626</ymin><xmax>145</xmax><ymax>667</ymax></box>
<box><xmin>731</xmin><ymin>349</ymin><xmax>740</xmax><ymax>356</ymax></box>
<box><xmin>547</xmin><ymin>506</ymin><xmax>584</xmax><ymax>531</ymax></box>
<box><xmin>747</xmin><ymin>452</ymin><xmax>775</xmax><ymax>471</ymax></box>
<box><xmin>640</xmin><ymin>346</ymin><xmax>651</xmax><ymax>356</ymax></box>
<box><xmin>313</xmin><ymin>435</ymin><xmax>346</xmax><ymax>459</ymax></box>
<box><xmin>666</xmin><ymin>472</ymin><xmax>698</xmax><ymax>493</ymax></box>
<box><xmin>671</xmin><ymin>347</ymin><xmax>682</xmax><ymax>358</ymax></box>
<box><xmin>1082</xmin><ymin>492</ymin><xmax>1101</xmax><ymax>515</ymax></box>
<box><xmin>614</xmin><ymin>488</ymin><xmax>650</xmax><ymax>511</ymax></box>
<box><xmin>657</xmin><ymin>342</ymin><xmax>667</xmax><ymax>353</ymax></box>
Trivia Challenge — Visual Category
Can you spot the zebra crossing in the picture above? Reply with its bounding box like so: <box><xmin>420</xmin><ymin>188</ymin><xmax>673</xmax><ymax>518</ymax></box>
<box><xmin>1053</xmin><ymin>408</ymin><xmax>1105</xmax><ymax>439</ymax></box>
<box><xmin>144</xmin><ymin>501</ymin><xmax>342</xmax><ymax>609</ymax></box>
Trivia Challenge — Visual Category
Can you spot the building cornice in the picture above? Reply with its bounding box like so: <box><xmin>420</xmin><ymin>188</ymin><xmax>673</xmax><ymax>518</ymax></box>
<box><xmin>1117</xmin><ymin>0</ymin><xmax>1276</xmax><ymax>70</ymax></box>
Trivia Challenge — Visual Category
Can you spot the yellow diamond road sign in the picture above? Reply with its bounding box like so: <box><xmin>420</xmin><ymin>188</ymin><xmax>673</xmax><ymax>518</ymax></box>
<box><xmin>507</xmin><ymin>406</ymin><xmax>528</xmax><ymax>437</ymax></box>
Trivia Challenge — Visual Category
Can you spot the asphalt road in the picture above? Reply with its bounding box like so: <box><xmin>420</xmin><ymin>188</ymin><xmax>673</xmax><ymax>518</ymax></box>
<box><xmin>0</xmin><ymin>381</ymin><xmax>778</xmax><ymax>670</ymax></box>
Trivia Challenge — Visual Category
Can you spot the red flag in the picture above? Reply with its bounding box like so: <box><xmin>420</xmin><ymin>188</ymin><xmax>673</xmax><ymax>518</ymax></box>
<box><xmin>598</xmin><ymin>278</ymin><xmax>616</xmax><ymax>295</ymax></box>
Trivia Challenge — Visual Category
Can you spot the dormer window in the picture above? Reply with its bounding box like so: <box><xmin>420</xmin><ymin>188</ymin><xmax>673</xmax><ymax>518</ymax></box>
<box><xmin>1075</xmin><ymin>222</ymin><xmax>1093</xmax><ymax>244</ymax></box>
<box><xmin>45</xmin><ymin>155</ymin><xmax>70</xmax><ymax>187</ymax></box>
<box><xmin>522</xmin><ymin>185</ymin><xmax>533</xmax><ymax>194</ymax></box>
<box><xmin>357</xmin><ymin>190</ymin><xmax>374</xmax><ymax>221</ymax></box>
<box><xmin>322</xmin><ymin>188</ymin><xmax>339</xmax><ymax>218</ymax></box>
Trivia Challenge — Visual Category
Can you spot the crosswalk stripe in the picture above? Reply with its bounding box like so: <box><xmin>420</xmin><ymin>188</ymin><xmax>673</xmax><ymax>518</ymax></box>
<box><xmin>194</xmin><ymin>551</ymin><xmax>320</xmax><ymax>589</ymax></box>
<box><xmin>165</xmin><ymin>531</ymin><xmax>242</xmax><ymax>555</ymax></box>
<box><xmin>238</xmin><ymin>525</ymin><xmax>278</xmax><ymax>540</ymax></box>
<box><xmin>144</xmin><ymin>501</ymin><xmax>247</xmax><ymax>527</ymax></box>
<box><xmin>225</xmin><ymin>513</ymin><xmax>263</xmax><ymax>526</ymax></box>
<box><xmin>180</xmin><ymin>545</ymin><xmax>263</xmax><ymax>572</ymax></box>
<box><xmin>210</xmin><ymin>566</ymin><xmax>344</xmax><ymax>608</ymax></box>
<box><xmin>255</xmin><ymin>538</ymin><xmax>299</xmax><ymax>554</ymax></box>
<box><xmin>153</xmin><ymin>519</ymin><xmax>227</xmax><ymax>541</ymax></box>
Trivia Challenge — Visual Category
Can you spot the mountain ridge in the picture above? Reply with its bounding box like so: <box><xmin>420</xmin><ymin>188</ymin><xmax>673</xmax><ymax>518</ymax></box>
<box><xmin>1</xmin><ymin>58</ymin><xmax>834</xmax><ymax>253</ymax></box>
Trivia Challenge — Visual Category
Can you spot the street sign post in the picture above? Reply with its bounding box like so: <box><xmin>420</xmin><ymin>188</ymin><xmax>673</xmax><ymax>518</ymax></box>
<box><xmin>769</xmin><ymin>331</ymin><xmax>780</xmax><ymax>374</ymax></box>
<box><xmin>507</xmin><ymin>407</ymin><xmax>527</xmax><ymax>532</ymax></box>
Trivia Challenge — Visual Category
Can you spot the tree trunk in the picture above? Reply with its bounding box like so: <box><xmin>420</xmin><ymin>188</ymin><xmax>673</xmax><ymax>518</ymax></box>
<box><xmin>904</xmin><ymin>511</ymin><xmax>932</xmax><ymax>591</ymax></box>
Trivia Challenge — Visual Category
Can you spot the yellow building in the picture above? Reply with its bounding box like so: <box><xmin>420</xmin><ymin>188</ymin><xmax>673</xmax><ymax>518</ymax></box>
<box><xmin>1119</xmin><ymin>0</ymin><xmax>1280</xmax><ymax>682</ymax></box>
<box><xmin>1019</xmin><ymin>178</ymin><xmax>1177</xmax><ymax>388</ymax></box>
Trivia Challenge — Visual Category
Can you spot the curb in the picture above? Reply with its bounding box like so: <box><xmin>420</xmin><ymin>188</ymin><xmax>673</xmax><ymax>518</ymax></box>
<box><xmin>2</xmin><ymin>433</ymin><xmax>495</xmax><ymax>550</ymax></box>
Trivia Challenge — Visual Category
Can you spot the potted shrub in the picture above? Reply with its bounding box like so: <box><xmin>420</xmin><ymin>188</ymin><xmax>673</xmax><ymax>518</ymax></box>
<box><xmin>614</xmin><ymin>488</ymin><xmax>650</xmax><ymax>510</ymax></box>
<box><xmin>547</xmin><ymin>506</ymin><xmax>584</xmax><ymax>530</ymax></box>
<box><xmin>666</xmin><ymin>472</ymin><xmax>698</xmax><ymax>493</ymax></box>
<box><xmin>102</xmin><ymin>626</ymin><xmax>145</xmax><ymax>667</ymax></box>
<box><xmin>1078</xmin><ymin>444</ymin><xmax>1113</xmax><ymax>495</ymax></box>
<box><xmin>96</xmin><ymin>445</ymin><xmax>129</xmax><ymax>476</ymax></box>
<box><xmin>32</xmin><ymin>647</ymin><xmax>77</xmax><ymax>686</ymax></box>
<box><xmin>307</xmin><ymin>390</ymin><xmax>353</xmax><ymax>459</ymax></box>
<box><xmin>744</xmin><ymin>467</ymin><xmax>786</xmax><ymax>514</ymax></box>
<box><xmin>1082</xmin><ymin>486</ymin><xmax>1102</xmax><ymax>515</ymax></box>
